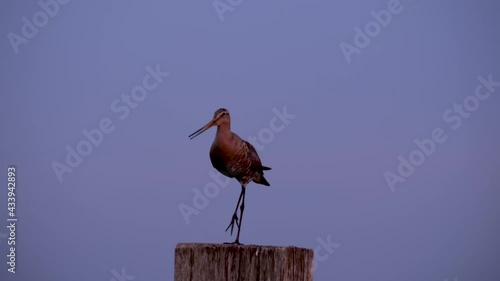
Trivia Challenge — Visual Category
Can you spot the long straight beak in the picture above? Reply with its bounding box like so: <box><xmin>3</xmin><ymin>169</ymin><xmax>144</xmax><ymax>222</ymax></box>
<box><xmin>189</xmin><ymin>119</ymin><xmax>216</xmax><ymax>140</ymax></box>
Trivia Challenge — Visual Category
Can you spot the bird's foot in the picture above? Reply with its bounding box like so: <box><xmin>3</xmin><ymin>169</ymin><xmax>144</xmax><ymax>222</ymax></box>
<box><xmin>225</xmin><ymin>213</ymin><xmax>239</xmax><ymax>235</ymax></box>
<box><xmin>223</xmin><ymin>239</ymin><xmax>242</xmax><ymax>245</ymax></box>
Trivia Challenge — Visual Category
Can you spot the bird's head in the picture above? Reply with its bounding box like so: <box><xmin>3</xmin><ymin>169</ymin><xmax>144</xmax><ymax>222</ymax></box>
<box><xmin>189</xmin><ymin>108</ymin><xmax>230</xmax><ymax>140</ymax></box>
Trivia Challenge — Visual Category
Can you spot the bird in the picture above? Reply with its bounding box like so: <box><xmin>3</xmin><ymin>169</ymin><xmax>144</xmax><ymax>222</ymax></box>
<box><xmin>189</xmin><ymin>108</ymin><xmax>271</xmax><ymax>245</ymax></box>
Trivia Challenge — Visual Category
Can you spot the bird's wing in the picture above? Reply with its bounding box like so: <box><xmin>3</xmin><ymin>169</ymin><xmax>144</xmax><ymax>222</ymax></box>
<box><xmin>243</xmin><ymin>140</ymin><xmax>271</xmax><ymax>171</ymax></box>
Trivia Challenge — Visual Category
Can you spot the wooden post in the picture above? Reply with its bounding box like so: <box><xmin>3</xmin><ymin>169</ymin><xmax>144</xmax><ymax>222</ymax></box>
<box><xmin>174</xmin><ymin>243</ymin><xmax>314</xmax><ymax>281</ymax></box>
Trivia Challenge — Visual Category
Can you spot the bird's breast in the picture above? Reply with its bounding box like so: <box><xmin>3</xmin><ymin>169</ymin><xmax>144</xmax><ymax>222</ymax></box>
<box><xmin>210</xmin><ymin>138</ymin><xmax>246</xmax><ymax>177</ymax></box>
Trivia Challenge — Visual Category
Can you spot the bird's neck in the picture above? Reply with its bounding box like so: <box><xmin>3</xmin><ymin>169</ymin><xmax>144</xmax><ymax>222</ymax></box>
<box><xmin>216</xmin><ymin>124</ymin><xmax>231</xmax><ymax>138</ymax></box>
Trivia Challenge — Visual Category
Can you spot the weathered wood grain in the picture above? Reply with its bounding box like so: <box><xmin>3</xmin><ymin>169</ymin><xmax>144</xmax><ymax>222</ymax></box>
<box><xmin>174</xmin><ymin>243</ymin><xmax>313</xmax><ymax>281</ymax></box>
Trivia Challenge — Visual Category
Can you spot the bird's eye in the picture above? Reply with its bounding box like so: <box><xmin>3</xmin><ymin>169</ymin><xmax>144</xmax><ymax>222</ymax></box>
<box><xmin>222</xmin><ymin>112</ymin><xmax>226</xmax><ymax>116</ymax></box>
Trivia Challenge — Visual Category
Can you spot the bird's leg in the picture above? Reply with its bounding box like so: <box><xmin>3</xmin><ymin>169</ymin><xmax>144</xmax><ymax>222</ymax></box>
<box><xmin>224</xmin><ymin>186</ymin><xmax>244</xmax><ymax>235</ymax></box>
<box><xmin>233</xmin><ymin>186</ymin><xmax>246</xmax><ymax>245</ymax></box>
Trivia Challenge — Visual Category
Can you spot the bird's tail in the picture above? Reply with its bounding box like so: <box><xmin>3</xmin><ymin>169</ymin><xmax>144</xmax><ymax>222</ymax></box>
<box><xmin>251</xmin><ymin>165</ymin><xmax>271</xmax><ymax>186</ymax></box>
<box><xmin>252</xmin><ymin>165</ymin><xmax>271</xmax><ymax>171</ymax></box>
<box><xmin>259</xmin><ymin>175</ymin><xmax>270</xmax><ymax>186</ymax></box>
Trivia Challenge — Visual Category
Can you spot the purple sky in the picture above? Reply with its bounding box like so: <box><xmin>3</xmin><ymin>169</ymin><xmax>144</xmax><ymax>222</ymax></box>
<box><xmin>1</xmin><ymin>0</ymin><xmax>500</xmax><ymax>280</ymax></box>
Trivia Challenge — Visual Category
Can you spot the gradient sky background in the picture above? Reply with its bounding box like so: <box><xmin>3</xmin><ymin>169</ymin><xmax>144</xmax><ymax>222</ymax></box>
<box><xmin>1</xmin><ymin>0</ymin><xmax>500</xmax><ymax>280</ymax></box>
